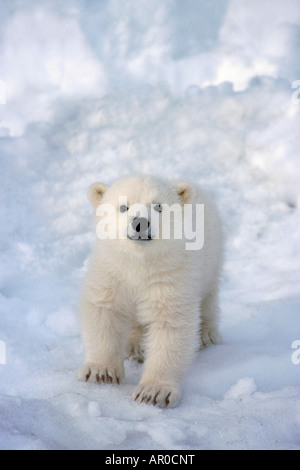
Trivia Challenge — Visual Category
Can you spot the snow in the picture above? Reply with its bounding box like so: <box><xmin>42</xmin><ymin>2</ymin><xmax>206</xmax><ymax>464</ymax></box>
<box><xmin>0</xmin><ymin>0</ymin><xmax>300</xmax><ymax>450</ymax></box>
<box><xmin>224</xmin><ymin>378</ymin><xmax>257</xmax><ymax>400</ymax></box>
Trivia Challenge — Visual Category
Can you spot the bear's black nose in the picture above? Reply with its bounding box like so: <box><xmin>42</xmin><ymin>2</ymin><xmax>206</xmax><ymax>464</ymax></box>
<box><xmin>132</xmin><ymin>217</ymin><xmax>150</xmax><ymax>233</ymax></box>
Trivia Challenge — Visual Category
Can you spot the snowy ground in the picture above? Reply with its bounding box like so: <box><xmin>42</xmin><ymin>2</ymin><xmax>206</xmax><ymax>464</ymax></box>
<box><xmin>0</xmin><ymin>0</ymin><xmax>300</xmax><ymax>450</ymax></box>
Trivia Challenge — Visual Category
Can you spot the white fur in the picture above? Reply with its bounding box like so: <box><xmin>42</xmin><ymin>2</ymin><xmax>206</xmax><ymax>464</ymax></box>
<box><xmin>78</xmin><ymin>174</ymin><xmax>223</xmax><ymax>408</ymax></box>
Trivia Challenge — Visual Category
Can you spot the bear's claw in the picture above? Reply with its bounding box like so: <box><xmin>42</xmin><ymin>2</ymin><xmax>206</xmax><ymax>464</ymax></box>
<box><xmin>78</xmin><ymin>363</ymin><xmax>124</xmax><ymax>385</ymax></box>
<box><xmin>133</xmin><ymin>383</ymin><xmax>180</xmax><ymax>408</ymax></box>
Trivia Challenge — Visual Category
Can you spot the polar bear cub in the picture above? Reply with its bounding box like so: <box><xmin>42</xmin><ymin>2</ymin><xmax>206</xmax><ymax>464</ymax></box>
<box><xmin>78</xmin><ymin>174</ymin><xmax>223</xmax><ymax>408</ymax></box>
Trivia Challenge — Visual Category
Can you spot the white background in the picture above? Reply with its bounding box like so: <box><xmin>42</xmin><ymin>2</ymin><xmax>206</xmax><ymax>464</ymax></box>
<box><xmin>0</xmin><ymin>0</ymin><xmax>299</xmax><ymax>450</ymax></box>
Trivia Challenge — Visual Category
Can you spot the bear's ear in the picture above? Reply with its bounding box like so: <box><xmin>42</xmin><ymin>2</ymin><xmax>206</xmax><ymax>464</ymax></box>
<box><xmin>87</xmin><ymin>182</ymin><xmax>108</xmax><ymax>208</ymax></box>
<box><xmin>176</xmin><ymin>183</ymin><xmax>194</xmax><ymax>204</ymax></box>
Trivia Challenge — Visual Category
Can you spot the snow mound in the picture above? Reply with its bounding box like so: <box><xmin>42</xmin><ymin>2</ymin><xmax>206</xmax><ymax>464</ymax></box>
<box><xmin>224</xmin><ymin>378</ymin><xmax>257</xmax><ymax>400</ymax></box>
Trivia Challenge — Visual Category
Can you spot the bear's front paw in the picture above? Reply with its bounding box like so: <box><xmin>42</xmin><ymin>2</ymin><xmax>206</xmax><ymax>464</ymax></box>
<box><xmin>133</xmin><ymin>383</ymin><xmax>181</xmax><ymax>408</ymax></box>
<box><xmin>200</xmin><ymin>327</ymin><xmax>222</xmax><ymax>349</ymax></box>
<box><xmin>77</xmin><ymin>362</ymin><xmax>124</xmax><ymax>385</ymax></box>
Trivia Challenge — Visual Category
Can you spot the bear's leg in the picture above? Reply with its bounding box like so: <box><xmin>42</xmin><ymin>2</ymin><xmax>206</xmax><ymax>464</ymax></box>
<box><xmin>132</xmin><ymin>308</ymin><xmax>199</xmax><ymax>408</ymax></box>
<box><xmin>126</xmin><ymin>322</ymin><xmax>145</xmax><ymax>363</ymax></box>
<box><xmin>200</xmin><ymin>288</ymin><xmax>222</xmax><ymax>348</ymax></box>
<box><xmin>78</xmin><ymin>297</ymin><xmax>128</xmax><ymax>384</ymax></box>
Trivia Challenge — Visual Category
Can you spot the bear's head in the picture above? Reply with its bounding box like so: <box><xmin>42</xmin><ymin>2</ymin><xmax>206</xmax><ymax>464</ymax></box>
<box><xmin>87</xmin><ymin>174</ymin><xmax>195</xmax><ymax>256</ymax></box>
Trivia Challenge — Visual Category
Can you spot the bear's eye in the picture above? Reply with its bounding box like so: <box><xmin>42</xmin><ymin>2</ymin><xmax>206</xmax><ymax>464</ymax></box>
<box><xmin>153</xmin><ymin>203</ymin><xmax>162</xmax><ymax>213</ymax></box>
<box><xmin>120</xmin><ymin>205</ymin><xmax>129</xmax><ymax>213</ymax></box>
